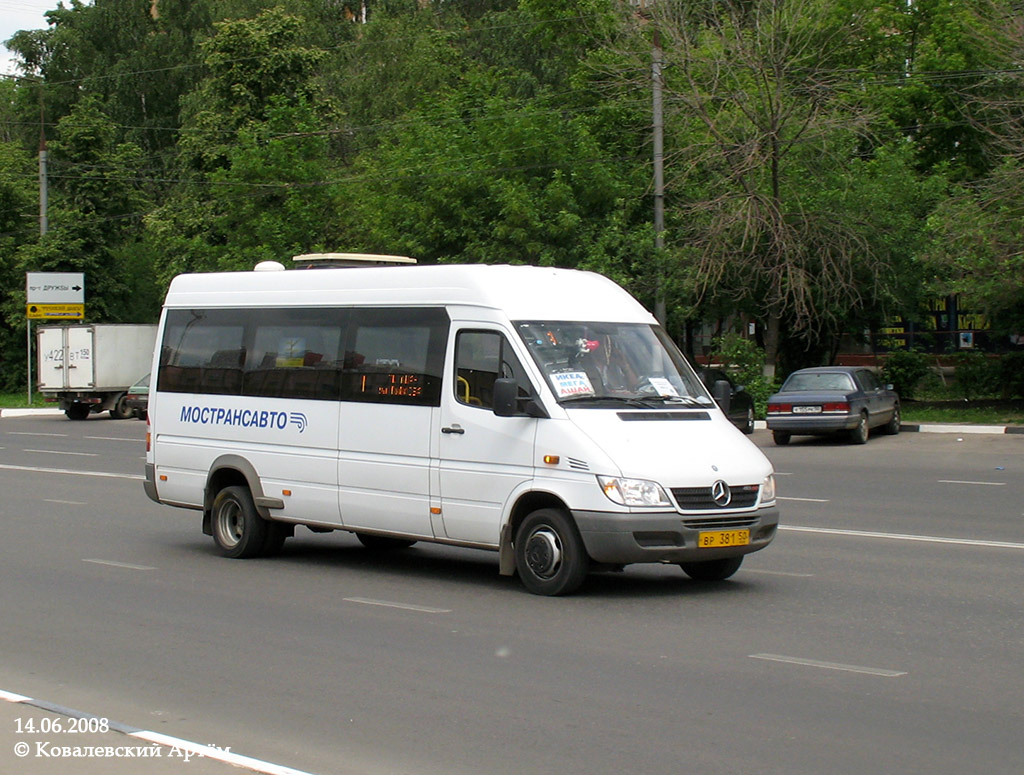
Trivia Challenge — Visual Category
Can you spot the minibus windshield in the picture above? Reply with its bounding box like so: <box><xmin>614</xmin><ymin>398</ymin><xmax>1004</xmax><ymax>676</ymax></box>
<box><xmin>516</xmin><ymin>322</ymin><xmax>711</xmax><ymax>407</ymax></box>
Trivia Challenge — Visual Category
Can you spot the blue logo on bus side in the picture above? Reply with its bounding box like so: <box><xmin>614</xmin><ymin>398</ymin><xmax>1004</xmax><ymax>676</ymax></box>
<box><xmin>179</xmin><ymin>406</ymin><xmax>308</xmax><ymax>433</ymax></box>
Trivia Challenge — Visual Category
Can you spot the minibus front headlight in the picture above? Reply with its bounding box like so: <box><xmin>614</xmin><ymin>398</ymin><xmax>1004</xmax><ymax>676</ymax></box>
<box><xmin>761</xmin><ymin>473</ymin><xmax>776</xmax><ymax>504</ymax></box>
<box><xmin>598</xmin><ymin>476</ymin><xmax>672</xmax><ymax>508</ymax></box>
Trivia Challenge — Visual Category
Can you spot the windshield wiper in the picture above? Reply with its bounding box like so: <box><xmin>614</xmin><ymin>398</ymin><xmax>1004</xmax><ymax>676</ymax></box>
<box><xmin>635</xmin><ymin>395</ymin><xmax>711</xmax><ymax>407</ymax></box>
<box><xmin>561</xmin><ymin>395</ymin><xmax>653</xmax><ymax>408</ymax></box>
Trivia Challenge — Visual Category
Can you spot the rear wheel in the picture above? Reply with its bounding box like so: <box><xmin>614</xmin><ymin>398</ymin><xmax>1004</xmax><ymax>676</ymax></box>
<box><xmin>679</xmin><ymin>556</ymin><xmax>743</xmax><ymax>582</ymax></box>
<box><xmin>110</xmin><ymin>393</ymin><xmax>133</xmax><ymax>420</ymax></box>
<box><xmin>514</xmin><ymin>508</ymin><xmax>589</xmax><ymax>596</ymax></box>
<box><xmin>772</xmin><ymin>430</ymin><xmax>791</xmax><ymax>446</ymax></box>
<box><xmin>849</xmin><ymin>412</ymin><xmax>869</xmax><ymax>444</ymax></box>
<box><xmin>883</xmin><ymin>403</ymin><xmax>901</xmax><ymax>435</ymax></box>
<box><xmin>65</xmin><ymin>404</ymin><xmax>90</xmax><ymax>421</ymax></box>
<box><xmin>211</xmin><ymin>486</ymin><xmax>268</xmax><ymax>559</ymax></box>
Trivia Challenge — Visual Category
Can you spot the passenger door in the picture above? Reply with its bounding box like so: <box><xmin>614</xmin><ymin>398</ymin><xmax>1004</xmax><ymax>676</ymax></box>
<box><xmin>435</xmin><ymin>328</ymin><xmax>539</xmax><ymax>545</ymax></box>
<box><xmin>337</xmin><ymin>308</ymin><xmax>448</xmax><ymax>538</ymax></box>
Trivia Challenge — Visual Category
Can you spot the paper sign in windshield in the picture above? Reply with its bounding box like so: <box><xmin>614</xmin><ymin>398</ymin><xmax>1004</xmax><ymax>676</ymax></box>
<box><xmin>551</xmin><ymin>371</ymin><xmax>595</xmax><ymax>398</ymax></box>
<box><xmin>647</xmin><ymin>377</ymin><xmax>680</xmax><ymax>397</ymax></box>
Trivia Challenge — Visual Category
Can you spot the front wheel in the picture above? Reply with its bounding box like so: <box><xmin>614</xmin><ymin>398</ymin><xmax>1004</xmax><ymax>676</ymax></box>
<box><xmin>514</xmin><ymin>508</ymin><xmax>589</xmax><ymax>596</ymax></box>
<box><xmin>742</xmin><ymin>406</ymin><xmax>755</xmax><ymax>434</ymax></box>
<box><xmin>680</xmin><ymin>556</ymin><xmax>743</xmax><ymax>582</ymax></box>
<box><xmin>211</xmin><ymin>485</ymin><xmax>269</xmax><ymax>559</ymax></box>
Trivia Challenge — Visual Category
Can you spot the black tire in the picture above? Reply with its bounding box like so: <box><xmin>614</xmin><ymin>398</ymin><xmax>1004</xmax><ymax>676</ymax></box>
<box><xmin>211</xmin><ymin>485</ymin><xmax>268</xmax><ymax>559</ymax></box>
<box><xmin>849</xmin><ymin>412</ymin><xmax>869</xmax><ymax>444</ymax></box>
<box><xmin>356</xmin><ymin>533</ymin><xmax>417</xmax><ymax>551</ymax></box>
<box><xmin>772</xmin><ymin>430</ymin><xmax>791</xmax><ymax>446</ymax></box>
<box><xmin>110</xmin><ymin>393</ymin><xmax>133</xmax><ymax>420</ymax></box>
<box><xmin>514</xmin><ymin>508</ymin><xmax>589</xmax><ymax>596</ymax></box>
<box><xmin>65</xmin><ymin>403</ymin><xmax>91</xmax><ymax>421</ymax></box>
<box><xmin>883</xmin><ymin>403</ymin><xmax>901</xmax><ymax>435</ymax></box>
<box><xmin>742</xmin><ymin>406</ymin><xmax>755</xmax><ymax>434</ymax></box>
<box><xmin>679</xmin><ymin>556</ymin><xmax>743</xmax><ymax>582</ymax></box>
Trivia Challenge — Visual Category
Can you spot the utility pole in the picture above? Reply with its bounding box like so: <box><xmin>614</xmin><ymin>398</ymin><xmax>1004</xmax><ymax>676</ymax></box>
<box><xmin>652</xmin><ymin>23</ymin><xmax>666</xmax><ymax>325</ymax></box>
<box><xmin>30</xmin><ymin>79</ymin><xmax>47</xmax><ymax>405</ymax></box>
<box><xmin>38</xmin><ymin>81</ymin><xmax>47</xmax><ymax>236</ymax></box>
<box><xmin>638</xmin><ymin>0</ymin><xmax>667</xmax><ymax>325</ymax></box>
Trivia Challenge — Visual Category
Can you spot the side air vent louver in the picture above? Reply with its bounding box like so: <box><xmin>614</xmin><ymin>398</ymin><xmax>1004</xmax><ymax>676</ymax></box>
<box><xmin>567</xmin><ymin>457</ymin><xmax>590</xmax><ymax>471</ymax></box>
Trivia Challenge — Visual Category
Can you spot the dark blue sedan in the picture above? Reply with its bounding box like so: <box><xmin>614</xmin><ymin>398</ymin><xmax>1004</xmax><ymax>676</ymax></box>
<box><xmin>766</xmin><ymin>366</ymin><xmax>900</xmax><ymax>445</ymax></box>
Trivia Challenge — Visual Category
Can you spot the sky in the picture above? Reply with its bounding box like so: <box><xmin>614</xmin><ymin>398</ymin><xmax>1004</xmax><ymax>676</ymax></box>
<box><xmin>1</xmin><ymin>0</ymin><xmax>62</xmax><ymax>77</ymax></box>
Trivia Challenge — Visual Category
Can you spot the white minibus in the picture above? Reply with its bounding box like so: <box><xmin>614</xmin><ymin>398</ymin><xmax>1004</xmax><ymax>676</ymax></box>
<box><xmin>144</xmin><ymin>262</ymin><xmax>778</xmax><ymax>595</ymax></box>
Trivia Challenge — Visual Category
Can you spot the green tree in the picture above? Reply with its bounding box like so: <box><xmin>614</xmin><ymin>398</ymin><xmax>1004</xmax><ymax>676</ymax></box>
<box><xmin>0</xmin><ymin>136</ymin><xmax>39</xmax><ymax>391</ymax></box>
<box><xmin>146</xmin><ymin>7</ymin><xmax>342</xmax><ymax>283</ymax></box>
<box><xmin>607</xmin><ymin>0</ymin><xmax>941</xmax><ymax>375</ymax></box>
<box><xmin>14</xmin><ymin>95</ymin><xmax>151</xmax><ymax>323</ymax></box>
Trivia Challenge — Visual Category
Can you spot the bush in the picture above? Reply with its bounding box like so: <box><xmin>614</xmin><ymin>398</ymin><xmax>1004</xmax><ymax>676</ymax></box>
<box><xmin>999</xmin><ymin>352</ymin><xmax>1024</xmax><ymax>398</ymax></box>
<box><xmin>881</xmin><ymin>350</ymin><xmax>931</xmax><ymax>399</ymax></box>
<box><xmin>953</xmin><ymin>352</ymin><xmax>999</xmax><ymax>400</ymax></box>
<box><xmin>709</xmin><ymin>334</ymin><xmax>776</xmax><ymax>417</ymax></box>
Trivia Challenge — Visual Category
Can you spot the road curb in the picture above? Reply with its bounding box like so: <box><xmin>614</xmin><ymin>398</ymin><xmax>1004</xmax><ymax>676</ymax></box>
<box><xmin>899</xmin><ymin>423</ymin><xmax>1021</xmax><ymax>435</ymax></box>
<box><xmin>753</xmin><ymin>420</ymin><xmax>1020</xmax><ymax>435</ymax></box>
<box><xmin>0</xmin><ymin>408</ymin><xmax>64</xmax><ymax>418</ymax></box>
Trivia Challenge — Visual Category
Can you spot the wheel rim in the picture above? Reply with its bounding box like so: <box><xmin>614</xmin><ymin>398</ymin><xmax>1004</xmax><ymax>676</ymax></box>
<box><xmin>524</xmin><ymin>527</ymin><xmax>563</xmax><ymax>580</ymax></box>
<box><xmin>215</xmin><ymin>500</ymin><xmax>244</xmax><ymax>547</ymax></box>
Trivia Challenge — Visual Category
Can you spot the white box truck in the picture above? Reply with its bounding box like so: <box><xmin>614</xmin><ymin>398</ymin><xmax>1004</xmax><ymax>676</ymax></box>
<box><xmin>144</xmin><ymin>262</ymin><xmax>778</xmax><ymax>595</ymax></box>
<box><xmin>37</xmin><ymin>324</ymin><xmax>158</xmax><ymax>420</ymax></box>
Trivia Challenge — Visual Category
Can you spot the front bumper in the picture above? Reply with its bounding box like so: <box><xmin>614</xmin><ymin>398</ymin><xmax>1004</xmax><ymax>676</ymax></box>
<box><xmin>573</xmin><ymin>506</ymin><xmax>779</xmax><ymax>565</ymax></box>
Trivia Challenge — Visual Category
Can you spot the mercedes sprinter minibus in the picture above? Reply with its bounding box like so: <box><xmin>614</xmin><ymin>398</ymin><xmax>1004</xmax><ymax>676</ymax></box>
<box><xmin>144</xmin><ymin>262</ymin><xmax>778</xmax><ymax>595</ymax></box>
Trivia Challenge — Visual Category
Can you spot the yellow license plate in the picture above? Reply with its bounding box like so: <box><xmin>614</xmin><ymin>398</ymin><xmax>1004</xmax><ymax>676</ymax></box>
<box><xmin>698</xmin><ymin>529</ymin><xmax>750</xmax><ymax>548</ymax></box>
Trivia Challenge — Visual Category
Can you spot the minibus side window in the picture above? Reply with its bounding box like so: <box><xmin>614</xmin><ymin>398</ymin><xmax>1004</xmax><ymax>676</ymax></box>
<box><xmin>242</xmin><ymin>308</ymin><xmax>345</xmax><ymax>400</ymax></box>
<box><xmin>454</xmin><ymin>330</ymin><xmax>532</xmax><ymax>410</ymax></box>
<box><xmin>159</xmin><ymin>309</ymin><xmax>245</xmax><ymax>395</ymax></box>
<box><xmin>341</xmin><ymin>307</ymin><xmax>448</xmax><ymax>407</ymax></box>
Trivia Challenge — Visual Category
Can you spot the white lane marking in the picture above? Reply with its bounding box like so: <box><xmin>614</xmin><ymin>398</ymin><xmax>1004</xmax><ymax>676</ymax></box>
<box><xmin>83</xmin><ymin>559</ymin><xmax>157</xmax><ymax>571</ymax></box>
<box><xmin>131</xmin><ymin>731</ymin><xmax>317</xmax><ymax>775</ymax></box>
<box><xmin>938</xmin><ymin>479</ymin><xmax>1006</xmax><ymax>486</ymax></box>
<box><xmin>744</xmin><ymin>569</ymin><xmax>815</xmax><ymax>578</ymax></box>
<box><xmin>44</xmin><ymin>499</ymin><xmax>87</xmax><ymax>505</ymax></box>
<box><xmin>8</xmin><ymin>431</ymin><xmax>67</xmax><ymax>437</ymax></box>
<box><xmin>778</xmin><ymin>496</ymin><xmax>831</xmax><ymax>503</ymax></box>
<box><xmin>780</xmin><ymin>524</ymin><xmax>1024</xmax><ymax>550</ymax></box>
<box><xmin>0</xmin><ymin>689</ymin><xmax>31</xmax><ymax>702</ymax></box>
<box><xmin>25</xmin><ymin>448</ymin><xmax>98</xmax><ymax>457</ymax></box>
<box><xmin>750</xmin><ymin>653</ymin><xmax>906</xmax><ymax>677</ymax></box>
<box><xmin>344</xmin><ymin>597</ymin><xmax>452</xmax><ymax>614</ymax></box>
<box><xmin>0</xmin><ymin>463</ymin><xmax>142</xmax><ymax>480</ymax></box>
<box><xmin>86</xmin><ymin>436</ymin><xmax>143</xmax><ymax>443</ymax></box>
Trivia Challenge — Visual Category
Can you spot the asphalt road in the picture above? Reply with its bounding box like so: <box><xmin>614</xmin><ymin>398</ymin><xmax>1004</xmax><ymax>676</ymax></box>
<box><xmin>1</xmin><ymin>413</ymin><xmax>1022</xmax><ymax>775</ymax></box>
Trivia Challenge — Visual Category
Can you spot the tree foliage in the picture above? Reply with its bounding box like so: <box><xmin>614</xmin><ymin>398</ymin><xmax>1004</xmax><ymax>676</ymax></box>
<box><xmin>1</xmin><ymin>0</ymin><xmax>1022</xmax><ymax>390</ymax></box>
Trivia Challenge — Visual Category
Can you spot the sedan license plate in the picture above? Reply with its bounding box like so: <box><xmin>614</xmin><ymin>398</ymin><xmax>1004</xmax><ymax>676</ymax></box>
<box><xmin>698</xmin><ymin>529</ymin><xmax>750</xmax><ymax>548</ymax></box>
<box><xmin>793</xmin><ymin>405</ymin><xmax>822</xmax><ymax>414</ymax></box>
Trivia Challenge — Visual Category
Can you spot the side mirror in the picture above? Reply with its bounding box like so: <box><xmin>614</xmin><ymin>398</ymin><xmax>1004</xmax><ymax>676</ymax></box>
<box><xmin>493</xmin><ymin>378</ymin><xmax>519</xmax><ymax>417</ymax></box>
<box><xmin>712</xmin><ymin>379</ymin><xmax>732</xmax><ymax>413</ymax></box>
<box><xmin>493</xmin><ymin>378</ymin><xmax>548</xmax><ymax>418</ymax></box>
